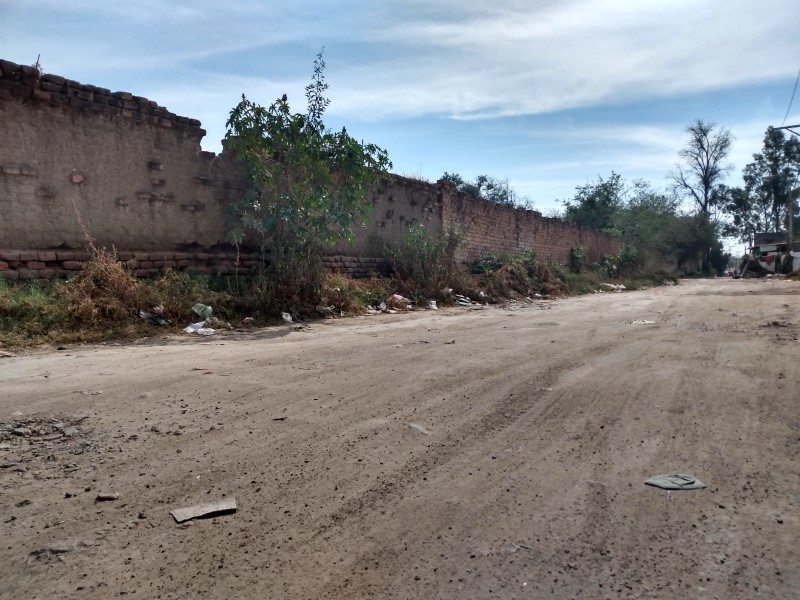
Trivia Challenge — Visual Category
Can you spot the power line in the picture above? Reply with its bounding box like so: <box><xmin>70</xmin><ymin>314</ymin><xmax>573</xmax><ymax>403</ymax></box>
<box><xmin>781</xmin><ymin>65</ymin><xmax>800</xmax><ymax>126</ymax></box>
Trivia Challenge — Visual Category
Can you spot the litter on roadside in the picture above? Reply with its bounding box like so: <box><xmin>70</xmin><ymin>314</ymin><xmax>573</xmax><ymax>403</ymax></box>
<box><xmin>95</xmin><ymin>492</ymin><xmax>119</xmax><ymax>502</ymax></box>
<box><xmin>170</xmin><ymin>498</ymin><xmax>237</xmax><ymax>523</ymax></box>
<box><xmin>600</xmin><ymin>283</ymin><xmax>626</xmax><ymax>292</ymax></box>
<box><xmin>455</xmin><ymin>294</ymin><xmax>471</xmax><ymax>306</ymax></box>
<box><xmin>192</xmin><ymin>303</ymin><xmax>213</xmax><ymax>320</ymax></box>
<box><xmin>183</xmin><ymin>322</ymin><xmax>215</xmax><ymax>335</ymax></box>
<box><xmin>138</xmin><ymin>309</ymin><xmax>170</xmax><ymax>326</ymax></box>
<box><xmin>282</xmin><ymin>312</ymin><xmax>293</xmax><ymax>323</ymax></box>
<box><xmin>426</xmin><ymin>300</ymin><xmax>438</xmax><ymax>310</ymax></box>
<box><xmin>645</xmin><ymin>474</ymin><xmax>706</xmax><ymax>490</ymax></box>
<box><xmin>408</xmin><ymin>423</ymin><xmax>431</xmax><ymax>435</ymax></box>
<box><xmin>631</xmin><ymin>320</ymin><xmax>656</xmax><ymax>325</ymax></box>
<box><xmin>387</xmin><ymin>294</ymin><xmax>412</xmax><ymax>309</ymax></box>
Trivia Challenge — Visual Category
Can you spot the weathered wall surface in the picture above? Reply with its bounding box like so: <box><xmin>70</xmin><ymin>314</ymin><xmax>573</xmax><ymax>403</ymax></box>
<box><xmin>0</xmin><ymin>59</ymin><xmax>248</xmax><ymax>254</ymax></box>
<box><xmin>0</xmin><ymin>58</ymin><xmax>619</xmax><ymax>279</ymax></box>
<box><xmin>441</xmin><ymin>185</ymin><xmax>619</xmax><ymax>264</ymax></box>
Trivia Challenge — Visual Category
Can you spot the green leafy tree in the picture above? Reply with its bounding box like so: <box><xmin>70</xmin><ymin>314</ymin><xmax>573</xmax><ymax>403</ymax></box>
<box><xmin>441</xmin><ymin>172</ymin><xmax>532</xmax><ymax>208</ymax></box>
<box><xmin>225</xmin><ymin>50</ymin><xmax>391</xmax><ymax>312</ymax></box>
<box><xmin>562</xmin><ymin>172</ymin><xmax>625</xmax><ymax>232</ymax></box>
<box><xmin>723</xmin><ymin>127</ymin><xmax>800</xmax><ymax>241</ymax></box>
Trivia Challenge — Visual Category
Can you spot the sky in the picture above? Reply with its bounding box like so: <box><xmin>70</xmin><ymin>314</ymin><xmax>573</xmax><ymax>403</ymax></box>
<box><xmin>2</xmin><ymin>0</ymin><xmax>799</xmax><ymax>219</ymax></box>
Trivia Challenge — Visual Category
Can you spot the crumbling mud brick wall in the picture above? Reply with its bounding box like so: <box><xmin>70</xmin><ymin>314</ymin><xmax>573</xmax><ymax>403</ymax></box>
<box><xmin>0</xmin><ymin>59</ymin><xmax>250</xmax><ymax>278</ymax></box>
<box><xmin>325</xmin><ymin>175</ymin><xmax>443</xmax><ymax>277</ymax></box>
<box><xmin>0</xmin><ymin>58</ymin><xmax>619</xmax><ymax>279</ymax></box>
<box><xmin>440</xmin><ymin>182</ymin><xmax>620</xmax><ymax>265</ymax></box>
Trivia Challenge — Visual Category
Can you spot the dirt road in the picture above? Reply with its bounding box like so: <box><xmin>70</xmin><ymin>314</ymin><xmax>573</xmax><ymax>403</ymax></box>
<box><xmin>1</xmin><ymin>278</ymin><xmax>799</xmax><ymax>599</ymax></box>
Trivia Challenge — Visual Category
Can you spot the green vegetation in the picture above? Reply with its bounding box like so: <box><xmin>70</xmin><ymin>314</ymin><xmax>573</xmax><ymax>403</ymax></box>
<box><xmin>383</xmin><ymin>224</ymin><xmax>464</xmax><ymax>299</ymax></box>
<box><xmin>224</xmin><ymin>50</ymin><xmax>391</xmax><ymax>316</ymax></box>
<box><xmin>560</xmin><ymin>173</ymin><xmax>728</xmax><ymax>275</ymax></box>
<box><xmin>0</xmin><ymin>249</ymin><xmax>242</xmax><ymax>348</ymax></box>
<box><xmin>441</xmin><ymin>172</ymin><xmax>533</xmax><ymax>209</ymax></box>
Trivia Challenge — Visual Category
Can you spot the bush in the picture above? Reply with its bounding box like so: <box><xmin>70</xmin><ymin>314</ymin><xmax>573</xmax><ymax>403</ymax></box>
<box><xmin>384</xmin><ymin>224</ymin><xmax>464</xmax><ymax>296</ymax></box>
<box><xmin>570</xmin><ymin>245</ymin><xmax>587</xmax><ymax>273</ymax></box>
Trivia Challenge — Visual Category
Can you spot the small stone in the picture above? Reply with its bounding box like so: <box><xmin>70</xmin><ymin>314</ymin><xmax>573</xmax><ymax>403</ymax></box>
<box><xmin>12</xmin><ymin>427</ymin><xmax>32</xmax><ymax>436</ymax></box>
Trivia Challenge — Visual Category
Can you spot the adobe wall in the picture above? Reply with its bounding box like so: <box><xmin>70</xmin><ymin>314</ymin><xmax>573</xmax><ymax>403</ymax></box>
<box><xmin>0</xmin><ymin>59</ymin><xmax>248</xmax><ymax>257</ymax></box>
<box><xmin>0</xmin><ymin>58</ymin><xmax>620</xmax><ymax>280</ymax></box>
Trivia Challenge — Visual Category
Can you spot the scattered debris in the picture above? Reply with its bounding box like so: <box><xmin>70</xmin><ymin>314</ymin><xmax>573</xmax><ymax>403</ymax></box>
<box><xmin>205</xmin><ymin>316</ymin><xmax>233</xmax><ymax>330</ymax></box>
<box><xmin>241</xmin><ymin>316</ymin><xmax>255</xmax><ymax>327</ymax></box>
<box><xmin>386</xmin><ymin>294</ymin><xmax>412</xmax><ymax>310</ymax></box>
<box><xmin>95</xmin><ymin>492</ymin><xmax>119</xmax><ymax>502</ymax></box>
<box><xmin>631</xmin><ymin>320</ymin><xmax>656</xmax><ymax>325</ymax></box>
<box><xmin>426</xmin><ymin>300</ymin><xmax>438</xmax><ymax>310</ymax></box>
<box><xmin>645</xmin><ymin>474</ymin><xmax>706</xmax><ymax>490</ymax></box>
<box><xmin>316</xmin><ymin>305</ymin><xmax>335</xmax><ymax>316</ymax></box>
<box><xmin>444</xmin><ymin>340</ymin><xmax>456</xmax><ymax>345</ymax></box>
<box><xmin>765</xmin><ymin>320</ymin><xmax>790</xmax><ymax>328</ymax></box>
<box><xmin>138</xmin><ymin>309</ymin><xmax>169</xmax><ymax>326</ymax></box>
<box><xmin>272</xmin><ymin>417</ymin><xmax>287</xmax><ymax>421</ymax></box>
<box><xmin>282</xmin><ymin>312</ymin><xmax>293</xmax><ymax>323</ymax></box>
<box><xmin>408</xmin><ymin>423</ymin><xmax>431</xmax><ymax>435</ymax></box>
<box><xmin>170</xmin><ymin>498</ymin><xmax>237</xmax><ymax>523</ymax></box>
<box><xmin>183</xmin><ymin>322</ymin><xmax>215</xmax><ymax>336</ymax></box>
<box><xmin>192</xmin><ymin>303</ymin><xmax>213</xmax><ymax>320</ymax></box>
<box><xmin>455</xmin><ymin>294</ymin><xmax>471</xmax><ymax>306</ymax></box>
<box><xmin>28</xmin><ymin>539</ymin><xmax>92</xmax><ymax>563</ymax></box>
<box><xmin>0</xmin><ymin>350</ymin><xmax>15</xmax><ymax>358</ymax></box>
<box><xmin>600</xmin><ymin>283</ymin><xmax>626</xmax><ymax>292</ymax></box>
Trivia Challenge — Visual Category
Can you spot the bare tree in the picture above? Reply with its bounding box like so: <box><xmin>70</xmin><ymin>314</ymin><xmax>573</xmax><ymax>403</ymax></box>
<box><xmin>670</xmin><ymin>119</ymin><xmax>733</xmax><ymax>216</ymax></box>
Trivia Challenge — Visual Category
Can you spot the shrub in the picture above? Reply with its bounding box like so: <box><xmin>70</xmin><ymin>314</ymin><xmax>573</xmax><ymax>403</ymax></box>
<box><xmin>569</xmin><ymin>245</ymin><xmax>587</xmax><ymax>273</ymax></box>
<box><xmin>384</xmin><ymin>224</ymin><xmax>464</xmax><ymax>296</ymax></box>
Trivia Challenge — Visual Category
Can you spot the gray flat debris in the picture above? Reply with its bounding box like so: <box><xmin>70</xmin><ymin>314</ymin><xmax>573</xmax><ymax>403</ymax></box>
<box><xmin>408</xmin><ymin>423</ymin><xmax>432</xmax><ymax>435</ymax></box>
<box><xmin>645</xmin><ymin>474</ymin><xmax>706</xmax><ymax>490</ymax></box>
<box><xmin>171</xmin><ymin>498</ymin><xmax>237</xmax><ymax>523</ymax></box>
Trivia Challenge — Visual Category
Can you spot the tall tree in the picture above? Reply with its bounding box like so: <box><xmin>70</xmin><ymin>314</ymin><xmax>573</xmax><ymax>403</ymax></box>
<box><xmin>722</xmin><ymin>127</ymin><xmax>800</xmax><ymax>242</ymax></box>
<box><xmin>225</xmin><ymin>50</ymin><xmax>391</xmax><ymax>312</ymax></box>
<box><xmin>670</xmin><ymin>119</ymin><xmax>733</xmax><ymax>216</ymax></box>
<box><xmin>562</xmin><ymin>172</ymin><xmax>625</xmax><ymax>231</ymax></box>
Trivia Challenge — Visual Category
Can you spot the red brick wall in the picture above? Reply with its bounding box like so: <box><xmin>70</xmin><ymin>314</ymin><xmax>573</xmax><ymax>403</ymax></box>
<box><xmin>440</xmin><ymin>183</ymin><xmax>620</xmax><ymax>265</ymax></box>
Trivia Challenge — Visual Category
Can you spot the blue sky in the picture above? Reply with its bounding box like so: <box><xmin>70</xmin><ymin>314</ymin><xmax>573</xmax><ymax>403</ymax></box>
<box><xmin>2</xmin><ymin>0</ymin><xmax>799</xmax><ymax>216</ymax></box>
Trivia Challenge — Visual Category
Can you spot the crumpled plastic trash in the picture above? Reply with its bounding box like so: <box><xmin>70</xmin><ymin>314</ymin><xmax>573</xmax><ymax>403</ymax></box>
<box><xmin>426</xmin><ymin>300</ymin><xmax>438</xmax><ymax>310</ymax></box>
<box><xmin>192</xmin><ymin>303</ymin><xmax>213</xmax><ymax>320</ymax></box>
<box><xmin>454</xmin><ymin>294</ymin><xmax>471</xmax><ymax>306</ymax></box>
<box><xmin>282</xmin><ymin>312</ymin><xmax>293</xmax><ymax>323</ymax></box>
<box><xmin>600</xmin><ymin>283</ymin><xmax>626</xmax><ymax>292</ymax></box>
<box><xmin>183</xmin><ymin>322</ymin><xmax>215</xmax><ymax>335</ymax></box>
<box><xmin>631</xmin><ymin>320</ymin><xmax>656</xmax><ymax>325</ymax></box>
<box><xmin>241</xmin><ymin>317</ymin><xmax>255</xmax><ymax>327</ymax></box>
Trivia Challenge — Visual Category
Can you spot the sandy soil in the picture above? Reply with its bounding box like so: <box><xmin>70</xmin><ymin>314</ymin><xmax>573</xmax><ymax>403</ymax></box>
<box><xmin>1</xmin><ymin>277</ymin><xmax>799</xmax><ymax>599</ymax></box>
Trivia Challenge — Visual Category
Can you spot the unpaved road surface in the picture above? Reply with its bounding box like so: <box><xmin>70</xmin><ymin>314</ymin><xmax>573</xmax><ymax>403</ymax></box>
<box><xmin>1</xmin><ymin>278</ymin><xmax>799</xmax><ymax>599</ymax></box>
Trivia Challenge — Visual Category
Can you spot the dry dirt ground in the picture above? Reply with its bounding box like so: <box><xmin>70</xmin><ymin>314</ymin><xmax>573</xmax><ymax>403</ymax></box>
<box><xmin>1</xmin><ymin>278</ymin><xmax>799</xmax><ymax>599</ymax></box>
